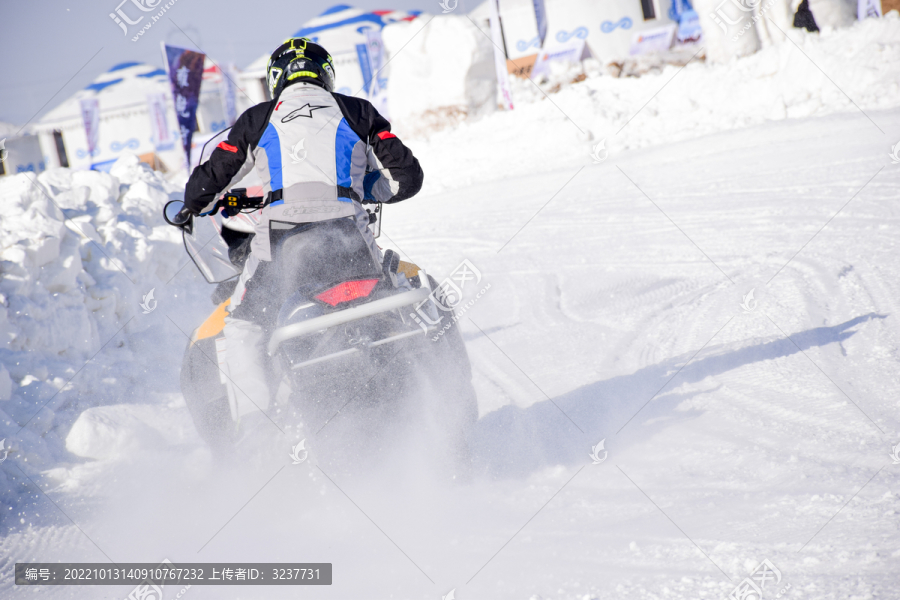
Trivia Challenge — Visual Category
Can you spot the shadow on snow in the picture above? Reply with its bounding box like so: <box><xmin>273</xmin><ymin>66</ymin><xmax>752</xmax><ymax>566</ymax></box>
<box><xmin>471</xmin><ymin>313</ymin><xmax>886</xmax><ymax>478</ymax></box>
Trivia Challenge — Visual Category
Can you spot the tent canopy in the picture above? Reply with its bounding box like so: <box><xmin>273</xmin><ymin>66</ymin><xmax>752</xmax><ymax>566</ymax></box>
<box><xmin>37</xmin><ymin>62</ymin><xmax>169</xmax><ymax>126</ymax></box>
<box><xmin>294</xmin><ymin>5</ymin><xmax>420</xmax><ymax>38</ymax></box>
<box><xmin>242</xmin><ymin>4</ymin><xmax>421</xmax><ymax>81</ymax></box>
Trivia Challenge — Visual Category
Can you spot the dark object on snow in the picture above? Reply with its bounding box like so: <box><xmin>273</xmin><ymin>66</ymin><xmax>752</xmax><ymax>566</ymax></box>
<box><xmin>793</xmin><ymin>0</ymin><xmax>819</xmax><ymax>32</ymax></box>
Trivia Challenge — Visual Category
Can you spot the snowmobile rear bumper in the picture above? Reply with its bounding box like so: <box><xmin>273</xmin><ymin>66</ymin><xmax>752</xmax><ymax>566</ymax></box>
<box><xmin>287</xmin><ymin>327</ymin><xmax>434</xmax><ymax>371</ymax></box>
<box><xmin>267</xmin><ymin>269</ymin><xmax>434</xmax><ymax>356</ymax></box>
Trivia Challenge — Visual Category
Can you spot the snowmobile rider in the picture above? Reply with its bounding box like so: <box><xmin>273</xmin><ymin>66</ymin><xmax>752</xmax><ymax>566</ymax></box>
<box><xmin>175</xmin><ymin>37</ymin><xmax>423</xmax><ymax>419</ymax></box>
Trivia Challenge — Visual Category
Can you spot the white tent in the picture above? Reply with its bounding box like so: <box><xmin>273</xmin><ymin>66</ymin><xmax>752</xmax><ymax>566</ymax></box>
<box><xmin>239</xmin><ymin>5</ymin><xmax>422</xmax><ymax>106</ymax></box>
<box><xmin>0</xmin><ymin>133</ymin><xmax>44</xmax><ymax>177</ymax></box>
<box><xmin>33</xmin><ymin>60</ymin><xmax>249</xmax><ymax>174</ymax></box>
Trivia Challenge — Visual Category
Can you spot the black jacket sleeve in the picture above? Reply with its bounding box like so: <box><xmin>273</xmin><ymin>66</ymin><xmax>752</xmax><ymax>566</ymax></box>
<box><xmin>184</xmin><ymin>101</ymin><xmax>273</xmax><ymax>214</ymax></box>
<box><xmin>332</xmin><ymin>93</ymin><xmax>424</xmax><ymax>203</ymax></box>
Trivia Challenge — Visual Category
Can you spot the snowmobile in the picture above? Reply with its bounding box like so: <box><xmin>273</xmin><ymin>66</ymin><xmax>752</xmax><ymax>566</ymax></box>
<box><xmin>163</xmin><ymin>188</ymin><xmax>478</xmax><ymax>461</ymax></box>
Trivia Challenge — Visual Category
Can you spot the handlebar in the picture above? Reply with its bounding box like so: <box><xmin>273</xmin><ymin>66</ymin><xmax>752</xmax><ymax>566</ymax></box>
<box><xmin>164</xmin><ymin>189</ymin><xmax>265</xmax><ymax>232</ymax></box>
<box><xmin>164</xmin><ymin>188</ymin><xmax>381</xmax><ymax>237</ymax></box>
<box><xmin>219</xmin><ymin>188</ymin><xmax>266</xmax><ymax>217</ymax></box>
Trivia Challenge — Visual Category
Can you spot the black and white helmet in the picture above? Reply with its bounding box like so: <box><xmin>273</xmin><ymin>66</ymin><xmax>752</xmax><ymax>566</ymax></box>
<box><xmin>266</xmin><ymin>37</ymin><xmax>336</xmax><ymax>98</ymax></box>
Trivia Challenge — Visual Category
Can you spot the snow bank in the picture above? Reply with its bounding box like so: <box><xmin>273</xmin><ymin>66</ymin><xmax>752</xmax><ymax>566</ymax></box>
<box><xmin>0</xmin><ymin>155</ymin><xmax>182</xmax><ymax>357</ymax></box>
<box><xmin>0</xmin><ymin>154</ymin><xmax>187</xmax><ymax>509</ymax></box>
<box><xmin>383</xmin><ymin>15</ymin><xmax>497</xmax><ymax>134</ymax></box>
<box><xmin>404</xmin><ymin>14</ymin><xmax>900</xmax><ymax>194</ymax></box>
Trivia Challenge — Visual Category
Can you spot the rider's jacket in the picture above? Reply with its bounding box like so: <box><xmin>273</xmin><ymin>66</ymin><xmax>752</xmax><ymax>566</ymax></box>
<box><xmin>185</xmin><ymin>82</ymin><xmax>423</xmax><ymax>261</ymax></box>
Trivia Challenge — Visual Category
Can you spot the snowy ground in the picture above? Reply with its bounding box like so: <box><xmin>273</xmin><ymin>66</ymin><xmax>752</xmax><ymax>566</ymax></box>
<box><xmin>2</xmin><ymin>18</ymin><xmax>900</xmax><ymax>600</ymax></box>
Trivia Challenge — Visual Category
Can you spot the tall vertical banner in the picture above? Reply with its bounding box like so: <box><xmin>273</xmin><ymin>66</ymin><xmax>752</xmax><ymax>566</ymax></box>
<box><xmin>489</xmin><ymin>0</ymin><xmax>514</xmax><ymax>111</ymax></box>
<box><xmin>364</xmin><ymin>29</ymin><xmax>390</xmax><ymax>119</ymax></box>
<box><xmin>79</xmin><ymin>98</ymin><xmax>100</xmax><ymax>167</ymax></box>
<box><xmin>220</xmin><ymin>62</ymin><xmax>239</xmax><ymax>127</ymax></box>
<box><xmin>355</xmin><ymin>42</ymin><xmax>375</xmax><ymax>97</ymax></box>
<box><xmin>146</xmin><ymin>93</ymin><xmax>174</xmax><ymax>150</ymax></box>
<box><xmin>163</xmin><ymin>44</ymin><xmax>205</xmax><ymax>171</ymax></box>
<box><xmin>532</xmin><ymin>0</ymin><xmax>548</xmax><ymax>47</ymax></box>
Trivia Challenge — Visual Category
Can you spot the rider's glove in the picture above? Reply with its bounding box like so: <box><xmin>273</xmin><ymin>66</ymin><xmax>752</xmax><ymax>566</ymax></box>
<box><xmin>170</xmin><ymin>207</ymin><xmax>194</xmax><ymax>229</ymax></box>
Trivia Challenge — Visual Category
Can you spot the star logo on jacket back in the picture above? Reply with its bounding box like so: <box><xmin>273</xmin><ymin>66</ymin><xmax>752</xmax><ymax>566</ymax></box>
<box><xmin>281</xmin><ymin>103</ymin><xmax>328</xmax><ymax>122</ymax></box>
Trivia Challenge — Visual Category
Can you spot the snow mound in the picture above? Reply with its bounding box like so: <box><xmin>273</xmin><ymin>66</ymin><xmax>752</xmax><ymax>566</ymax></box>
<box><xmin>66</xmin><ymin>403</ymin><xmax>194</xmax><ymax>461</ymax></box>
<box><xmin>0</xmin><ymin>154</ymin><xmax>188</xmax><ymax>509</ymax></box>
<box><xmin>405</xmin><ymin>14</ymin><xmax>900</xmax><ymax>194</ymax></box>
<box><xmin>0</xmin><ymin>154</ymin><xmax>182</xmax><ymax>358</ymax></box>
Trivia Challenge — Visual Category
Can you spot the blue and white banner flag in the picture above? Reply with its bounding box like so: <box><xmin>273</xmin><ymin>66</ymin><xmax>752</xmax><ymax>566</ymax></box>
<box><xmin>220</xmin><ymin>62</ymin><xmax>239</xmax><ymax>127</ymax></box>
<box><xmin>532</xmin><ymin>0</ymin><xmax>548</xmax><ymax>47</ymax></box>
<box><xmin>80</xmin><ymin>98</ymin><xmax>100</xmax><ymax>167</ymax></box>
<box><xmin>163</xmin><ymin>44</ymin><xmax>205</xmax><ymax>170</ymax></box>
<box><xmin>146</xmin><ymin>92</ymin><xmax>174</xmax><ymax>150</ymax></box>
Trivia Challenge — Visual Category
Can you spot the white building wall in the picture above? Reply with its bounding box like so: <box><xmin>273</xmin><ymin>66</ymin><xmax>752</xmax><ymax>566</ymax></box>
<box><xmin>476</xmin><ymin>0</ymin><xmax>680</xmax><ymax>61</ymax></box>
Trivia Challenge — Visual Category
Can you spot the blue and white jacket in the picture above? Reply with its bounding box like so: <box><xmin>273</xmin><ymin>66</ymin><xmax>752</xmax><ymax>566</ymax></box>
<box><xmin>185</xmin><ymin>82</ymin><xmax>423</xmax><ymax>261</ymax></box>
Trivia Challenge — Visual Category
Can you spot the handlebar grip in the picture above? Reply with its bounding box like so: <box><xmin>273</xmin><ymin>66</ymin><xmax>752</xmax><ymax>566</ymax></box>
<box><xmin>221</xmin><ymin>191</ymin><xmax>266</xmax><ymax>213</ymax></box>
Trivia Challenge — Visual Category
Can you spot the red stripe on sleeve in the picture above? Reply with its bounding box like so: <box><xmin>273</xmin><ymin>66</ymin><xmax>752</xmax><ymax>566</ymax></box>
<box><xmin>376</xmin><ymin>131</ymin><xmax>397</xmax><ymax>140</ymax></box>
<box><xmin>217</xmin><ymin>141</ymin><xmax>238</xmax><ymax>153</ymax></box>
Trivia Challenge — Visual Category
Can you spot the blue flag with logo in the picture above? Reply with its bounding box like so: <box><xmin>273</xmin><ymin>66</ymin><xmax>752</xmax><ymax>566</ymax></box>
<box><xmin>164</xmin><ymin>45</ymin><xmax>205</xmax><ymax>170</ymax></box>
<box><xmin>532</xmin><ymin>0</ymin><xmax>548</xmax><ymax>47</ymax></box>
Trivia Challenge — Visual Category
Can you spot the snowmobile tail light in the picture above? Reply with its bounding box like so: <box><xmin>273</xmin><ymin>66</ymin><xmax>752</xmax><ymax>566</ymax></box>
<box><xmin>315</xmin><ymin>279</ymin><xmax>380</xmax><ymax>307</ymax></box>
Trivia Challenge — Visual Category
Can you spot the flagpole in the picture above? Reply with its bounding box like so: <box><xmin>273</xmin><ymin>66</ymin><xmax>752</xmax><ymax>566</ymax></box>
<box><xmin>488</xmin><ymin>0</ymin><xmax>514</xmax><ymax>111</ymax></box>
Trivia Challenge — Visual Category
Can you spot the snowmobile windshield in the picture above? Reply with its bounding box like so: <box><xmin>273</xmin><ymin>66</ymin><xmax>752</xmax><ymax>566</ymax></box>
<box><xmin>197</xmin><ymin>128</ymin><xmax>264</xmax><ymax>191</ymax></box>
<box><xmin>184</xmin><ymin>210</ymin><xmax>242</xmax><ymax>283</ymax></box>
<box><xmin>199</xmin><ymin>128</ymin><xmax>231</xmax><ymax>165</ymax></box>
